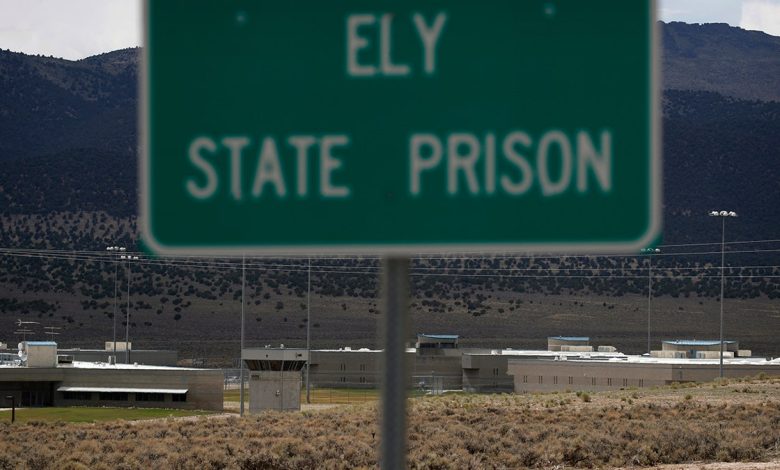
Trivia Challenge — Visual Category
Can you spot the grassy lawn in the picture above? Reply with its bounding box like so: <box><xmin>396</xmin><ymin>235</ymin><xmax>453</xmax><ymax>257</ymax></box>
<box><xmin>3</xmin><ymin>407</ymin><xmax>215</xmax><ymax>424</ymax></box>
<box><xmin>224</xmin><ymin>387</ymin><xmax>381</xmax><ymax>405</ymax></box>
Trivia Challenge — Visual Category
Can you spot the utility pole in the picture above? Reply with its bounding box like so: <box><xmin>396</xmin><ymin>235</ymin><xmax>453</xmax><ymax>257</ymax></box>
<box><xmin>306</xmin><ymin>257</ymin><xmax>312</xmax><ymax>404</ymax></box>
<box><xmin>709</xmin><ymin>210</ymin><xmax>737</xmax><ymax>379</ymax></box>
<box><xmin>240</xmin><ymin>254</ymin><xmax>246</xmax><ymax>416</ymax></box>
<box><xmin>121</xmin><ymin>254</ymin><xmax>138</xmax><ymax>364</ymax></box>
<box><xmin>106</xmin><ymin>246</ymin><xmax>125</xmax><ymax>360</ymax></box>
<box><xmin>126</xmin><ymin>258</ymin><xmax>131</xmax><ymax>364</ymax></box>
<box><xmin>642</xmin><ymin>247</ymin><xmax>660</xmax><ymax>355</ymax></box>
<box><xmin>719</xmin><ymin>216</ymin><xmax>725</xmax><ymax>378</ymax></box>
<box><xmin>113</xmin><ymin>256</ymin><xmax>119</xmax><ymax>358</ymax></box>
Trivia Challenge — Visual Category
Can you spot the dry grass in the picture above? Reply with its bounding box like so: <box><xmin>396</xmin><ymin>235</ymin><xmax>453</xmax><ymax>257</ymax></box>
<box><xmin>0</xmin><ymin>379</ymin><xmax>779</xmax><ymax>469</ymax></box>
<box><xmin>0</xmin><ymin>406</ymin><xmax>213</xmax><ymax>424</ymax></box>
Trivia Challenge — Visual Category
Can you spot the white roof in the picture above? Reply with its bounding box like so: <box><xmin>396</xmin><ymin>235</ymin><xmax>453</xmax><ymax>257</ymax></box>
<box><xmin>469</xmin><ymin>349</ymin><xmax>626</xmax><ymax>358</ymax></box>
<box><xmin>67</xmin><ymin>361</ymin><xmax>208</xmax><ymax>371</ymax></box>
<box><xmin>1</xmin><ymin>361</ymin><xmax>211</xmax><ymax>371</ymax></box>
<box><xmin>616</xmin><ymin>356</ymin><xmax>780</xmax><ymax>366</ymax></box>
<box><xmin>507</xmin><ymin>354</ymin><xmax>780</xmax><ymax>366</ymax></box>
<box><xmin>313</xmin><ymin>348</ymin><xmax>383</xmax><ymax>353</ymax></box>
<box><xmin>58</xmin><ymin>386</ymin><xmax>187</xmax><ymax>394</ymax></box>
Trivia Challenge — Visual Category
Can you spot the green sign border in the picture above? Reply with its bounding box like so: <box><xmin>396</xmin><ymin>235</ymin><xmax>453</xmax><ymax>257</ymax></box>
<box><xmin>140</xmin><ymin>0</ymin><xmax>661</xmax><ymax>255</ymax></box>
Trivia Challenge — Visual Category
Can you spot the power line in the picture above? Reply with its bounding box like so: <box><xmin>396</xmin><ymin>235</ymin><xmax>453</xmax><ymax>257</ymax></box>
<box><xmin>2</xmin><ymin>235</ymin><xmax>780</xmax><ymax>259</ymax></box>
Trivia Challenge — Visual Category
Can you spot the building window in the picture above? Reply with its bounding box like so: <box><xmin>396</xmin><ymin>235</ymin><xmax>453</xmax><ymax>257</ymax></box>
<box><xmin>622</xmin><ymin>378</ymin><xmax>628</xmax><ymax>387</ymax></box>
<box><xmin>339</xmin><ymin>363</ymin><xmax>346</xmax><ymax>371</ymax></box>
<box><xmin>568</xmin><ymin>376</ymin><xmax>573</xmax><ymax>385</ymax></box>
<box><xmin>607</xmin><ymin>378</ymin><xmax>612</xmax><ymax>387</ymax></box>
<box><xmin>538</xmin><ymin>376</ymin><xmax>543</xmax><ymax>384</ymax></box>
<box><xmin>172</xmin><ymin>393</ymin><xmax>187</xmax><ymax>402</ymax></box>
<box><xmin>136</xmin><ymin>392</ymin><xmax>165</xmax><ymax>402</ymax></box>
<box><xmin>553</xmin><ymin>376</ymin><xmax>558</xmax><ymax>385</ymax></box>
<box><xmin>340</xmin><ymin>377</ymin><xmax>346</xmax><ymax>383</ymax></box>
<box><xmin>523</xmin><ymin>375</ymin><xmax>527</xmax><ymax>383</ymax></box>
<box><xmin>359</xmin><ymin>377</ymin><xmax>366</xmax><ymax>384</ymax></box>
<box><xmin>359</xmin><ymin>364</ymin><xmax>366</xmax><ymax>371</ymax></box>
<box><xmin>591</xmin><ymin>378</ymin><xmax>596</xmax><ymax>386</ymax></box>
<box><xmin>99</xmin><ymin>392</ymin><xmax>128</xmax><ymax>401</ymax></box>
<box><xmin>63</xmin><ymin>391</ymin><xmax>92</xmax><ymax>400</ymax></box>
<box><xmin>639</xmin><ymin>379</ymin><xmax>644</xmax><ymax>387</ymax></box>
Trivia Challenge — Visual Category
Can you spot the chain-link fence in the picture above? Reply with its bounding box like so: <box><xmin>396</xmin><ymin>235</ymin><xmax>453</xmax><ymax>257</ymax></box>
<box><xmin>223</xmin><ymin>368</ymin><xmax>514</xmax><ymax>406</ymax></box>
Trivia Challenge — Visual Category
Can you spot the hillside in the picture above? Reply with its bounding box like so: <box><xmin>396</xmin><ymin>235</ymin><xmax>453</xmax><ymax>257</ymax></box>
<box><xmin>0</xmin><ymin>48</ymin><xmax>138</xmax><ymax>161</ymax></box>
<box><xmin>662</xmin><ymin>22</ymin><xmax>780</xmax><ymax>102</ymax></box>
<box><xmin>0</xmin><ymin>23</ymin><xmax>778</xmax><ymax>362</ymax></box>
<box><xmin>2</xmin><ymin>89</ymin><xmax>777</xmax><ymax>246</ymax></box>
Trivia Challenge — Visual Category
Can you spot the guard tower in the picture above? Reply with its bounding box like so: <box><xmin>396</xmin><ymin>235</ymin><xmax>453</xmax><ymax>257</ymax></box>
<box><xmin>242</xmin><ymin>347</ymin><xmax>308</xmax><ymax>412</ymax></box>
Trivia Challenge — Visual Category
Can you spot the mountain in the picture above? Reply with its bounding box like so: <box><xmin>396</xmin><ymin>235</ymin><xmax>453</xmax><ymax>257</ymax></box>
<box><xmin>662</xmin><ymin>22</ymin><xmax>780</xmax><ymax>102</ymax></box>
<box><xmin>662</xmin><ymin>90</ymin><xmax>780</xmax><ymax>245</ymax></box>
<box><xmin>0</xmin><ymin>23</ymin><xmax>778</xmax><ymax>358</ymax></box>
<box><xmin>0</xmin><ymin>22</ymin><xmax>778</xmax><ymax>161</ymax></box>
<box><xmin>0</xmin><ymin>23</ymin><xmax>778</xmax><ymax>242</ymax></box>
<box><xmin>0</xmin><ymin>48</ymin><xmax>138</xmax><ymax>161</ymax></box>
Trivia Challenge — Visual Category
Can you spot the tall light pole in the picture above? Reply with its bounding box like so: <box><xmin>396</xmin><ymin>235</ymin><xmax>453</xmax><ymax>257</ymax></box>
<box><xmin>14</xmin><ymin>319</ymin><xmax>39</xmax><ymax>342</ymax></box>
<box><xmin>306</xmin><ymin>257</ymin><xmax>312</xmax><ymax>404</ymax></box>
<box><xmin>120</xmin><ymin>253</ymin><xmax>139</xmax><ymax>364</ymax></box>
<box><xmin>106</xmin><ymin>246</ymin><xmax>126</xmax><ymax>361</ymax></box>
<box><xmin>709</xmin><ymin>210</ymin><xmax>737</xmax><ymax>378</ymax></box>
<box><xmin>240</xmin><ymin>254</ymin><xmax>246</xmax><ymax>417</ymax></box>
<box><xmin>641</xmin><ymin>247</ymin><xmax>661</xmax><ymax>354</ymax></box>
<box><xmin>43</xmin><ymin>326</ymin><xmax>61</xmax><ymax>342</ymax></box>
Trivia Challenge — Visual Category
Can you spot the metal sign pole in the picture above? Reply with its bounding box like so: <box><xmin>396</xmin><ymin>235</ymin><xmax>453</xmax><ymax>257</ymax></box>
<box><xmin>380</xmin><ymin>257</ymin><xmax>410</xmax><ymax>470</ymax></box>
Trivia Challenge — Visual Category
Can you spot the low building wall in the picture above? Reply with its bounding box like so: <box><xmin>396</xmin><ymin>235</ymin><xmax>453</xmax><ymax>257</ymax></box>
<box><xmin>308</xmin><ymin>349</ymin><xmax>465</xmax><ymax>391</ymax></box>
<box><xmin>308</xmin><ymin>350</ymin><xmax>385</xmax><ymax>388</ymax></box>
<box><xmin>0</xmin><ymin>363</ymin><xmax>223</xmax><ymax>411</ymax></box>
<box><xmin>413</xmin><ymin>352</ymin><xmax>463</xmax><ymax>390</ymax></box>
<box><xmin>59</xmin><ymin>349</ymin><xmax>179</xmax><ymax>367</ymax></box>
<box><xmin>462</xmin><ymin>354</ymin><xmax>514</xmax><ymax>393</ymax></box>
<box><xmin>508</xmin><ymin>358</ymin><xmax>780</xmax><ymax>393</ymax></box>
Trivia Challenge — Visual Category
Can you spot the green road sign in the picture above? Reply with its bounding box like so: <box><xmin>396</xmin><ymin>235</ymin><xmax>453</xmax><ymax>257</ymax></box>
<box><xmin>142</xmin><ymin>0</ymin><xmax>660</xmax><ymax>255</ymax></box>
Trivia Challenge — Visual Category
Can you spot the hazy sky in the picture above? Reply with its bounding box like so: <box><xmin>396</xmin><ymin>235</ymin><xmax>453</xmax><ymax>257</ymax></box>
<box><xmin>1</xmin><ymin>0</ymin><xmax>779</xmax><ymax>60</ymax></box>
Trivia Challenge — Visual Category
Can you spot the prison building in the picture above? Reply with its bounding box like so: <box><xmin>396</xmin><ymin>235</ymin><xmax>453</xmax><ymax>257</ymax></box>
<box><xmin>654</xmin><ymin>339</ymin><xmax>748</xmax><ymax>359</ymax></box>
<box><xmin>416</xmin><ymin>334</ymin><xmax>459</xmax><ymax>350</ymax></box>
<box><xmin>244</xmin><ymin>335</ymin><xmax>779</xmax><ymax>398</ymax></box>
<box><xmin>0</xmin><ymin>341</ymin><xmax>223</xmax><ymax>410</ymax></box>
<box><xmin>306</xmin><ymin>335</ymin><xmax>622</xmax><ymax>393</ymax></box>
<box><xmin>58</xmin><ymin>343</ymin><xmax>179</xmax><ymax>367</ymax></box>
<box><xmin>547</xmin><ymin>336</ymin><xmax>592</xmax><ymax>352</ymax></box>
<box><xmin>307</xmin><ymin>347</ymin><xmax>385</xmax><ymax>389</ymax></box>
<box><xmin>461</xmin><ymin>352</ymin><xmax>515</xmax><ymax>393</ymax></box>
<box><xmin>462</xmin><ymin>348</ymin><xmax>626</xmax><ymax>393</ymax></box>
<box><xmin>508</xmin><ymin>355</ymin><xmax>780</xmax><ymax>393</ymax></box>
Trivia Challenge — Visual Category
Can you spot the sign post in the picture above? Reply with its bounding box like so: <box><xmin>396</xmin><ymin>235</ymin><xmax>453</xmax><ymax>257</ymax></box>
<box><xmin>143</xmin><ymin>1</ymin><xmax>659</xmax><ymax>467</ymax></box>
<box><xmin>5</xmin><ymin>396</ymin><xmax>14</xmax><ymax>424</ymax></box>
<box><xmin>380</xmin><ymin>258</ymin><xmax>410</xmax><ymax>468</ymax></box>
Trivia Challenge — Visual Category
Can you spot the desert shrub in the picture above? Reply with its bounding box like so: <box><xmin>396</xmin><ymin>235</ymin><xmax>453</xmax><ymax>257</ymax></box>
<box><xmin>0</xmin><ymin>383</ymin><xmax>779</xmax><ymax>468</ymax></box>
